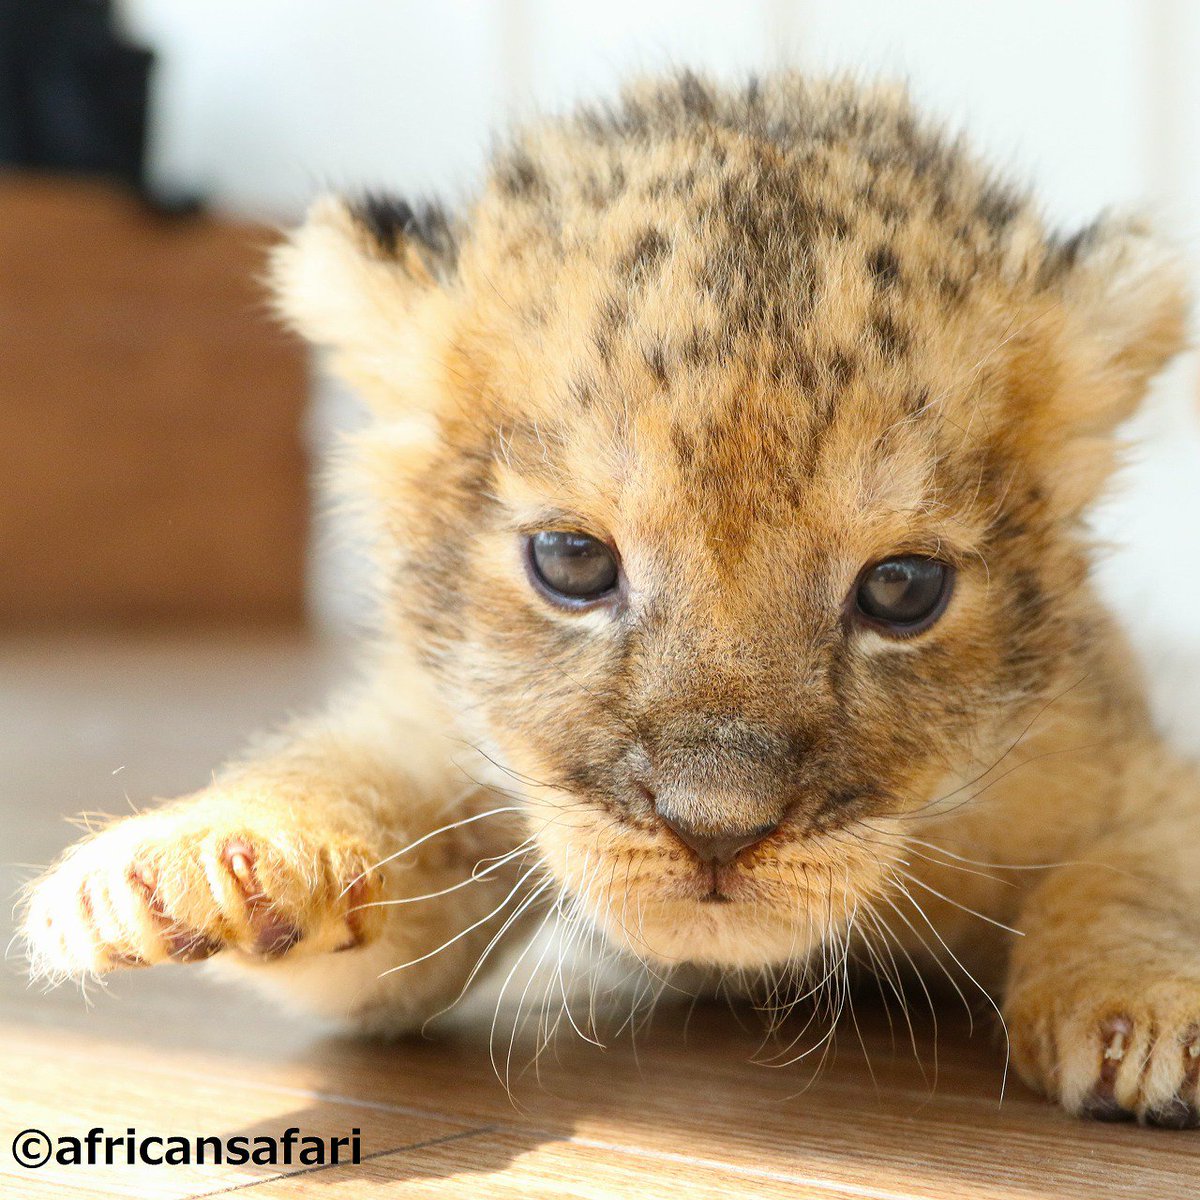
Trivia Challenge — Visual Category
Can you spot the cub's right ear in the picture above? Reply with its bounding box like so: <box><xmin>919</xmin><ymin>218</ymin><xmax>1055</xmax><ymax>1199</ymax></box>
<box><xmin>270</xmin><ymin>192</ymin><xmax>458</xmax><ymax>379</ymax></box>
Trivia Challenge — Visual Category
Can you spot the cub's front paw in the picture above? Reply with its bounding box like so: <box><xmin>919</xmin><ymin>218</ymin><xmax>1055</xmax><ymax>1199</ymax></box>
<box><xmin>22</xmin><ymin>812</ymin><xmax>385</xmax><ymax>981</ymax></box>
<box><xmin>1009</xmin><ymin>975</ymin><xmax>1200</xmax><ymax>1128</ymax></box>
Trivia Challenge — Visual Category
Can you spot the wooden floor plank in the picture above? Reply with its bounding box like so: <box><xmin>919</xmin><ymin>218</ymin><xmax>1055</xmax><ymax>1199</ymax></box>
<box><xmin>0</xmin><ymin>1028</ymin><xmax>475</xmax><ymax>1199</ymax></box>
<box><xmin>244</xmin><ymin>1131</ymin><xmax>888</xmax><ymax>1200</ymax></box>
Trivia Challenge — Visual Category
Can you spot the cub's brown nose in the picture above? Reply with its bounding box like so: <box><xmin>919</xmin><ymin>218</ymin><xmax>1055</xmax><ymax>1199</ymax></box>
<box><xmin>657</xmin><ymin>811</ymin><xmax>778</xmax><ymax>867</ymax></box>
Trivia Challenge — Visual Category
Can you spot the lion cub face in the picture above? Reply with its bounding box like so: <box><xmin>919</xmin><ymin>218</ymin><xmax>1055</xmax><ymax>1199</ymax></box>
<box><xmin>276</xmin><ymin>74</ymin><xmax>1184</xmax><ymax>968</ymax></box>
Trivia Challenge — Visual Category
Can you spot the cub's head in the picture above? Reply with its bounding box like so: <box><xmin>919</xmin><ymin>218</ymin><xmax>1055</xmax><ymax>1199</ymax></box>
<box><xmin>274</xmin><ymin>74</ymin><xmax>1185</xmax><ymax>968</ymax></box>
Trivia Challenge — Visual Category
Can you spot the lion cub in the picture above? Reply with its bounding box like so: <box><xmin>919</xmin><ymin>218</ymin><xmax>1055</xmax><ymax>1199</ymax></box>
<box><xmin>23</xmin><ymin>73</ymin><xmax>1199</xmax><ymax>1126</ymax></box>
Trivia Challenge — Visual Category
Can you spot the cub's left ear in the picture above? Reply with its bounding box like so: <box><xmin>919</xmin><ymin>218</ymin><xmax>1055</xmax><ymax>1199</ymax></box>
<box><xmin>1048</xmin><ymin>216</ymin><xmax>1189</xmax><ymax>429</ymax></box>
<box><xmin>269</xmin><ymin>192</ymin><xmax>458</xmax><ymax>392</ymax></box>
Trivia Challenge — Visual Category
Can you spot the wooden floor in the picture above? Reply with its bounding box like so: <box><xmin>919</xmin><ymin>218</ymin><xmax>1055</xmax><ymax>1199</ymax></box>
<box><xmin>3</xmin><ymin>635</ymin><xmax>1197</xmax><ymax>1198</ymax></box>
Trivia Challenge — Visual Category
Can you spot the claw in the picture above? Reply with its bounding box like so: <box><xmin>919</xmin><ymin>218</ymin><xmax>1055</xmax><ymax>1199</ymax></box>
<box><xmin>1081</xmin><ymin>1015</ymin><xmax>1135</xmax><ymax>1122</ymax></box>
<box><xmin>226</xmin><ymin>847</ymin><xmax>256</xmax><ymax>891</ymax></box>
<box><xmin>1184</xmin><ymin>1034</ymin><xmax>1200</xmax><ymax>1086</ymax></box>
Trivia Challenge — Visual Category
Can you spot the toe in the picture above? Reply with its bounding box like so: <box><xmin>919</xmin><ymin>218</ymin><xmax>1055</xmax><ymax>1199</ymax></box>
<box><xmin>219</xmin><ymin>840</ymin><xmax>302</xmax><ymax>957</ymax></box>
<box><xmin>1079</xmin><ymin>1016</ymin><xmax>1138</xmax><ymax>1121</ymax></box>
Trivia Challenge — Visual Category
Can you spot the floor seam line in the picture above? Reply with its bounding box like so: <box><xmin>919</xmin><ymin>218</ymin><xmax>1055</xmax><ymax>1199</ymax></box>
<box><xmin>188</xmin><ymin>1124</ymin><xmax>498</xmax><ymax>1197</ymax></box>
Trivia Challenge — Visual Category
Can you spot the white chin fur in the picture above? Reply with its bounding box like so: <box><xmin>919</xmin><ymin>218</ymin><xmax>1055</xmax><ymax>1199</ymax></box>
<box><xmin>591</xmin><ymin>901</ymin><xmax>825</xmax><ymax>970</ymax></box>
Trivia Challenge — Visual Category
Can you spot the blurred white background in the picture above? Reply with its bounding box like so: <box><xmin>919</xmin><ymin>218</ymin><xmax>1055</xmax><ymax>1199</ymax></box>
<box><xmin>116</xmin><ymin>0</ymin><xmax>1200</xmax><ymax>747</ymax></box>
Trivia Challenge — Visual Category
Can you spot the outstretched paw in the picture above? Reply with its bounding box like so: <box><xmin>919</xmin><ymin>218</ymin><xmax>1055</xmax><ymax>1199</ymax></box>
<box><xmin>22</xmin><ymin>814</ymin><xmax>385</xmax><ymax>980</ymax></box>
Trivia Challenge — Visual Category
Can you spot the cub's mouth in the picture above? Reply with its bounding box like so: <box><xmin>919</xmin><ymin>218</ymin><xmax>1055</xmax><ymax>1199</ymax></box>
<box><xmin>663</xmin><ymin>847</ymin><xmax>784</xmax><ymax>906</ymax></box>
<box><xmin>523</xmin><ymin>785</ymin><xmax>901</xmax><ymax>970</ymax></box>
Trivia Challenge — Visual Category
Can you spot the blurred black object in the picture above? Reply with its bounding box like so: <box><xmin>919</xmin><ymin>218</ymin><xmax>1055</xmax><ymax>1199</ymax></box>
<box><xmin>0</xmin><ymin>0</ymin><xmax>154</xmax><ymax>192</ymax></box>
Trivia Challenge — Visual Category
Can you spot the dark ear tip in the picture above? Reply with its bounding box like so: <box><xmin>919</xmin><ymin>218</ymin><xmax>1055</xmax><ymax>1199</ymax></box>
<box><xmin>1040</xmin><ymin>213</ymin><xmax>1178</xmax><ymax>291</ymax></box>
<box><xmin>344</xmin><ymin>191</ymin><xmax>459</xmax><ymax>278</ymax></box>
<box><xmin>347</xmin><ymin>192</ymin><xmax>417</xmax><ymax>258</ymax></box>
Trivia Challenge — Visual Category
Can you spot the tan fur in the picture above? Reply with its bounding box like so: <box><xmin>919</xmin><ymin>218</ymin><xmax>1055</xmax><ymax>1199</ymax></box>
<box><xmin>22</xmin><ymin>72</ymin><xmax>1199</xmax><ymax>1125</ymax></box>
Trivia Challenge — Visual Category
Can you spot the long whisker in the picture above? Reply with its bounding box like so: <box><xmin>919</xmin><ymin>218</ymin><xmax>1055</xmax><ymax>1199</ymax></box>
<box><xmin>867</xmin><ymin>899</ymin><xmax>941</xmax><ymax>1091</ymax></box>
<box><xmin>510</xmin><ymin>891</ymin><xmax>568</xmax><ymax>1090</ymax></box>
<box><xmin>554</xmin><ymin>853</ymin><xmax>605</xmax><ymax>1049</ymax></box>
<box><xmin>418</xmin><ymin>862</ymin><xmax>554</xmax><ymax>1035</ymax></box>
<box><xmin>488</xmin><ymin>879</ymin><xmax>561</xmax><ymax>1097</ymax></box>
<box><xmin>857</xmin><ymin>900</ymin><xmax>928</xmax><ymax>1088</ymax></box>
<box><xmin>837</xmin><ymin>888</ymin><xmax>879</xmax><ymax>1097</ymax></box>
<box><xmin>354</xmin><ymin>839</ymin><xmax>537</xmax><ymax>909</ymax></box>
<box><xmin>857</xmin><ymin>831</ymin><xmax>1016</xmax><ymax>888</ymax></box>
<box><xmin>902</xmin><ymin>738</ymin><xmax>1112</xmax><ymax>825</ymax></box>
<box><xmin>867</xmin><ymin>828</ymin><xmax>1134</xmax><ymax>878</ymax></box>
<box><xmin>889</xmin><ymin>872</ymin><xmax>1011</xmax><ymax>1102</ymax></box>
<box><xmin>892</xmin><ymin>868</ymin><xmax>1025</xmax><ymax>937</ymax></box>
<box><xmin>450</xmin><ymin>739</ymin><xmax>565</xmax><ymax>791</ymax></box>
<box><xmin>877</xmin><ymin>889</ymin><xmax>974</xmax><ymax>1035</ymax></box>
<box><xmin>341</xmin><ymin>804</ymin><xmax>526</xmax><ymax>896</ymax></box>
<box><xmin>899</xmin><ymin>674</ymin><xmax>1091</xmax><ymax>822</ymax></box>
<box><xmin>379</xmin><ymin>859</ymin><xmax>545</xmax><ymax>977</ymax></box>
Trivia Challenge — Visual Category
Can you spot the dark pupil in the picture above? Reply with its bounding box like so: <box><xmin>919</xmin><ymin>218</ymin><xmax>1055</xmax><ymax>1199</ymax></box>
<box><xmin>530</xmin><ymin>531</ymin><xmax>617</xmax><ymax>599</ymax></box>
<box><xmin>857</xmin><ymin>557</ymin><xmax>946</xmax><ymax>625</ymax></box>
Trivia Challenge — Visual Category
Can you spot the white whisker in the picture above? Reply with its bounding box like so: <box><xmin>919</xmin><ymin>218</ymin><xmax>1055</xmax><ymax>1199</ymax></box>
<box><xmin>378</xmin><ymin>859</ymin><xmax>544</xmax><ymax>977</ymax></box>
<box><xmin>341</xmin><ymin>804</ymin><xmax>526</xmax><ymax>897</ymax></box>
<box><xmin>893</xmin><ymin>868</ymin><xmax>1025</xmax><ymax>937</ymax></box>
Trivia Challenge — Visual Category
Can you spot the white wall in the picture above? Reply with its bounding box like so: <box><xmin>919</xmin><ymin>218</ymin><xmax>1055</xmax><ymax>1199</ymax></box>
<box><xmin>118</xmin><ymin>0</ymin><xmax>506</xmax><ymax>217</ymax></box>
<box><xmin>115</xmin><ymin>2</ymin><xmax>1200</xmax><ymax>745</ymax></box>
<box><xmin>117</xmin><ymin>1</ymin><xmax>1199</xmax><ymax>235</ymax></box>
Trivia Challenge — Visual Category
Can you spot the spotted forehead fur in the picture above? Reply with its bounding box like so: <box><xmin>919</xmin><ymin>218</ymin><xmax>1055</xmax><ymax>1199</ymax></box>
<box><xmin>275</xmin><ymin>69</ymin><xmax>1185</xmax><ymax>634</ymax></box>
<box><xmin>349</xmin><ymin>73</ymin><xmax>1166</xmax><ymax>546</ymax></box>
<box><xmin>481</xmin><ymin>80</ymin><xmax>1035</xmax><ymax>364</ymax></box>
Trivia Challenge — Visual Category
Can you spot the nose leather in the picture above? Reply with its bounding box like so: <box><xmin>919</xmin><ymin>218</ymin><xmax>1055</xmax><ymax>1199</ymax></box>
<box><xmin>657</xmin><ymin>811</ymin><xmax>777</xmax><ymax>866</ymax></box>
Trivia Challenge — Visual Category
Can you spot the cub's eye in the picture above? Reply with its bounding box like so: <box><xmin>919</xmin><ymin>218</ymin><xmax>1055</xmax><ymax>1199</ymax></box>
<box><xmin>854</xmin><ymin>556</ymin><xmax>952</xmax><ymax>634</ymax></box>
<box><xmin>526</xmin><ymin>531</ymin><xmax>619</xmax><ymax>604</ymax></box>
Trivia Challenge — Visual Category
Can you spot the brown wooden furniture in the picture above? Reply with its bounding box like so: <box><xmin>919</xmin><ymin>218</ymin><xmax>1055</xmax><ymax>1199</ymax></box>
<box><xmin>0</xmin><ymin>175</ymin><xmax>309</xmax><ymax>626</ymax></box>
